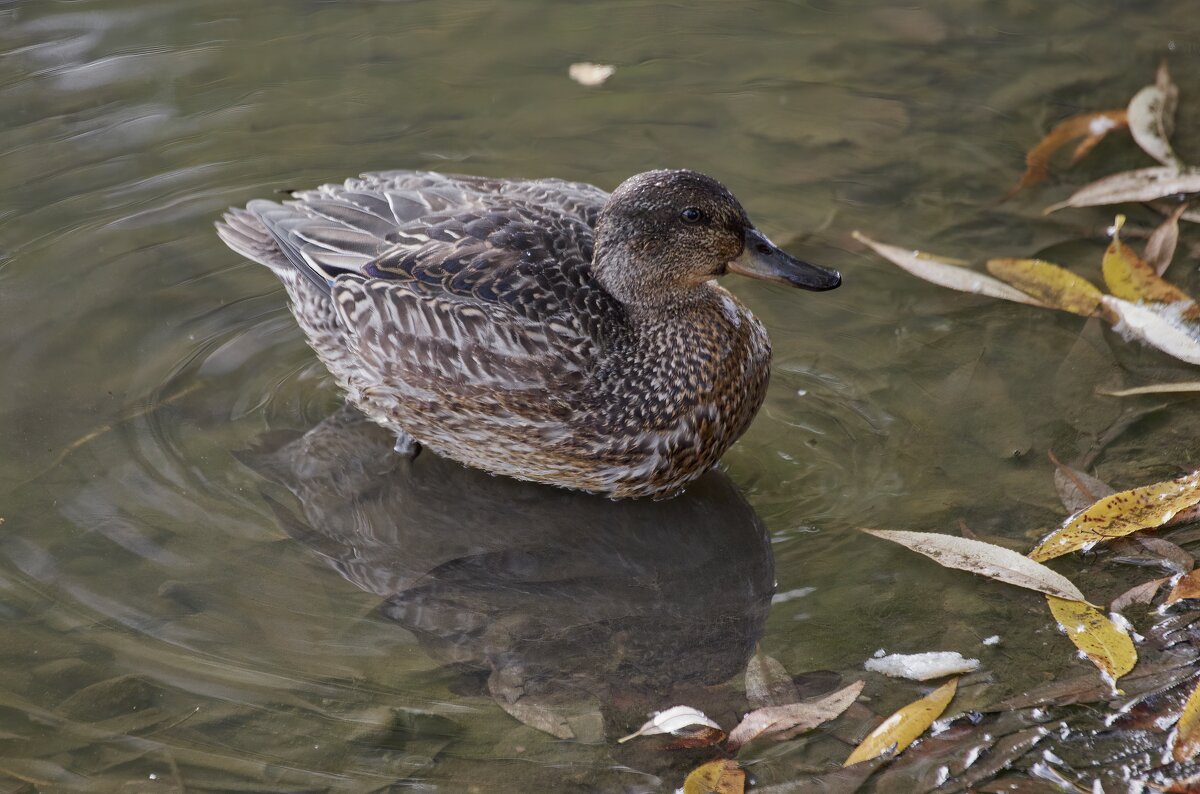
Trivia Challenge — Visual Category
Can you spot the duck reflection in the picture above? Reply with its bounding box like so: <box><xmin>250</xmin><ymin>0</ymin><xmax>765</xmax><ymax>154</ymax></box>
<box><xmin>240</xmin><ymin>406</ymin><xmax>774</xmax><ymax>745</ymax></box>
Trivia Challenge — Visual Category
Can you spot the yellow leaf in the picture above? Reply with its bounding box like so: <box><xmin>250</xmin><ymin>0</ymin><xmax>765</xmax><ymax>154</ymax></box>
<box><xmin>683</xmin><ymin>759</ymin><xmax>745</xmax><ymax>794</ymax></box>
<box><xmin>1029</xmin><ymin>470</ymin><xmax>1200</xmax><ymax>561</ymax></box>
<box><xmin>986</xmin><ymin>258</ymin><xmax>1103</xmax><ymax>317</ymax></box>
<box><xmin>1046</xmin><ymin>596</ymin><xmax>1136</xmax><ymax>684</ymax></box>
<box><xmin>843</xmin><ymin>678</ymin><xmax>957</xmax><ymax>766</ymax></box>
<box><xmin>1102</xmin><ymin>223</ymin><xmax>1199</xmax><ymax>321</ymax></box>
<box><xmin>1172</xmin><ymin>676</ymin><xmax>1200</xmax><ymax>762</ymax></box>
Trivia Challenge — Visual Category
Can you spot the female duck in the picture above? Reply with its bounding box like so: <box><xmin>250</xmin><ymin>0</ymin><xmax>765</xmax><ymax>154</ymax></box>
<box><xmin>217</xmin><ymin>169</ymin><xmax>840</xmax><ymax>498</ymax></box>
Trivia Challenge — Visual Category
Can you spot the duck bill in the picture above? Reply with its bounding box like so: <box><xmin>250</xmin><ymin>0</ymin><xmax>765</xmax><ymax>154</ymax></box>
<box><xmin>729</xmin><ymin>228</ymin><xmax>841</xmax><ymax>291</ymax></box>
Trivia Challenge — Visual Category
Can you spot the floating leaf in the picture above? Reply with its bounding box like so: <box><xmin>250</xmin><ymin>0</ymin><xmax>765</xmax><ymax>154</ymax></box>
<box><xmin>1146</xmin><ymin>202</ymin><xmax>1191</xmax><ymax>275</ymax></box>
<box><xmin>1128</xmin><ymin>62</ymin><xmax>1182</xmax><ymax>168</ymax></box>
<box><xmin>1045</xmin><ymin>167</ymin><xmax>1200</xmax><ymax>213</ymax></box>
<box><xmin>852</xmin><ymin>232</ymin><xmax>1046</xmax><ymax>306</ymax></box>
<box><xmin>1009</xmin><ymin>109</ymin><xmax>1128</xmax><ymax>195</ymax></box>
<box><xmin>1101</xmin><ymin>296</ymin><xmax>1200</xmax><ymax>366</ymax></box>
<box><xmin>745</xmin><ymin>650</ymin><xmax>800</xmax><ymax>709</ymax></box>
<box><xmin>1048</xmin><ymin>450</ymin><xmax>1115</xmax><ymax>514</ymax></box>
<box><xmin>1099</xmin><ymin>382</ymin><xmax>1200</xmax><ymax>396</ymax></box>
<box><xmin>1166</xmin><ymin>570</ymin><xmax>1200</xmax><ymax>605</ymax></box>
<box><xmin>1030</xmin><ymin>470</ymin><xmax>1200</xmax><ymax>561</ymax></box>
<box><xmin>617</xmin><ymin>705</ymin><xmax>719</xmax><ymax>743</ymax></box>
<box><xmin>862</xmin><ymin>529</ymin><xmax>1087</xmax><ymax>601</ymax></box>
<box><xmin>1111</xmin><ymin>577</ymin><xmax>1169</xmax><ymax>612</ymax></box>
<box><xmin>985</xmin><ymin>258</ymin><xmax>1102</xmax><ymax>317</ymax></box>
<box><xmin>727</xmin><ymin>680</ymin><xmax>864</xmax><ymax>751</ymax></box>
<box><xmin>1102</xmin><ymin>221</ymin><xmax>1197</xmax><ymax>314</ymax></box>
<box><xmin>1173</xmin><ymin>677</ymin><xmax>1200</xmax><ymax>763</ymax></box>
<box><xmin>843</xmin><ymin>678</ymin><xmax>957</xmax><ymax>766</ymax></box>
<box><xmin>683</xmin><ymin>759</ymin><xmax>745</xmax><ymax>794</ymax></box>
<box><xmin>1046</xmin><ymin>596</ymin><xmax>1136</xmax><ymax>683</ymax></box>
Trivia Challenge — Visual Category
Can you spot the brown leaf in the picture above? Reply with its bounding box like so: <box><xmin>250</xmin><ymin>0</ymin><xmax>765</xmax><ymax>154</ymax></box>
<box><xmin>726</xmin><ymin>680</ymin><xmax>864</xmax><ymax>751</ymax></box>
<box><xmin>745</xmin><ymin>650</ymin><xmax>800</xmax><ymax>709</ymax></box>
<box><xmin>1146</xmin><ymin>202</ymin><xmax>1191</xmax><ymax>275</ymax></box>
<box><xmin>661</xmin><ymin>725</ymin><xmax>728</xmax><ymax>750</ymax></box>
<box><xmin>1168</xmin><ymin>570</ymin><xmax>1200</xmax><ymax>605</ymax></box>
<box><xmin>1009</xmin><ymin>109</ymin><xmax>1128</xmax><ymax>196</ymax></box>
<box><xmin>1111</xmin><ymin>577</ymin><xmax>1170</xmax><ymax>613</ymax></box>
<box><xmin>1048</xmin><ymin>450</ymin><xmax>1115</xmax><ymax>514</ymax></box>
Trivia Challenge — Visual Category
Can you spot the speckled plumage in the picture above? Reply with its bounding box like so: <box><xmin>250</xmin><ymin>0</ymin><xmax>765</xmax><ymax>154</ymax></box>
<box><xmin>216</xmin><ymin>169</ymin><xmax>839</xmax><ymax>498</ymax></box>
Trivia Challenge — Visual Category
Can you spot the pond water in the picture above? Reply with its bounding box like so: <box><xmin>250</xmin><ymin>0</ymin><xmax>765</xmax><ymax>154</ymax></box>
<box><xmin>2</xmin><ymin>1</ymin><xmax>1200</xmax><ymax>791</ymax></box>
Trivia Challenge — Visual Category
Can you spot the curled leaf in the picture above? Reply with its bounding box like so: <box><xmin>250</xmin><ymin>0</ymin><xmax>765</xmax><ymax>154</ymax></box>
<box><xmin>986</xmin><ymin>258</ymin><xmax>1102</xmax><ymax>317</ymax></box>
<box><xmin>1127</xmin><ymin>62</ymin><xmax>1182</xmax><ymax>168</ymax></box>
<box><xmin>1045</xmin><ymin>166</ymin><xmax>1200</xmax><ymax>214</ymax></box>
<box><xmin>1046</xmin><ymin>596</ymin><xmax>1136</xmax><ymax>684</ymax></box>
<box><xmin>1009</xmin><ymin>109</ymin><xmax>1128</xmax><ymax>195</ymax></box>
<box><xmin>843</xmin><ymin>678</ymin><xmax>957</xmax><ymax>766</ymax></box>
<box><xmin>863</xmin><ymin>528</ymin><xmax>1087</xmax><ymax>602</ymax></box>
<box><xmin>617</xmin><ymin>705</ymin><xmax>719</xmax><ymax>743</ymax></box>
<box><xmin>683</xmin><ymin>759</ymin><xmax>745</xmax><ymax>794</ymax></box>
<box><xmin>852</xmin><ymin>232</ymin><xmax>1046</xmax><ymax>306</ymax></box>
<box><xmin>1146</xmin><ymin>202</ymin><xmax>1190</xmax><ymax>275</ymax></box>
<box><xmin>1029</xmin><ymin>470</ymin><xmax>1200</xmax><ymax>561</ymax></box>
<box><xmin>726</xmin><ymin>680</ymin><xmax>864</xmax><ymax>751</ymax></box>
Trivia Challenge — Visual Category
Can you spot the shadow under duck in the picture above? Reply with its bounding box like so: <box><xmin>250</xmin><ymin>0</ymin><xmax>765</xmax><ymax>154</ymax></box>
<box><xmin>217</xmin><ymin>169</ymin><xmax>840</xmax><ymax>498</ymax></box>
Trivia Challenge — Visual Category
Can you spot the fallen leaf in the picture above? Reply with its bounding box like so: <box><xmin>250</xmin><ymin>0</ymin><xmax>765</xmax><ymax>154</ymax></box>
<box><xmin>843</xmin><ymin>678</ymin><xmax>957</xmax><ymax>766</ymax></box>
<box><xmin>726</xmin><ymin>680</ymin><xmax>864</xmax><ymax>751</ymax></box>
<box><xmin>683</xmin><ymin>759</ymin><xmax>744</xmax><ymax>794</ymax></box>
<box><xmin>568</xmin><ymin>62</ymin><xmax>615</xmax><ymax>87</ymax></box>
<box><xmin>1045</xmin><ymin>166</ymin><xmax>1200</xmax><ymax>214</ymax></box>
<box><xmin>1102</xmin><ymin>296</ymin><xmax>1200</xmax><ymax>367</ymax></box>
<box><xmin>745</xmin><ymin>650</ymin><xmax>800</xmax><ymax>709</ymax></box>
<box><xmin>1048</xmin><ymin>450</ymin><xmax>1116</xmax><ymax>514</ymax></box>
<box><xmin>617</xmin><ymin>705</ymin><xmax>720</xmax><ymax>743</ymax></box>
<box><xmin>1008</xmin><ymin>109</ymin><xmax>1128</xmax><ymax>195</ymax></box>
<box><xmin>1098</xmin><ymin>382</ymin><xmax>1200</xmax><ymax>396</ymax></box>
<box><xmin>1146</xmin><ymin>202</ymin><xmax>1191</xmax><ymax>275</ymax></box>
<box><xmin>1173</xmin><ymin>677</ymin><xmax>1200</xmax><ymax>762</ymax></box>
<box><xmin>985</xmin><ymin>258</ymin><xmax>1103</xmax><ymax>317</ymax></box>
<box><xmin>1128</xmin><ymin>62</ymin><xmax>1182</xmax><ymax>168</ymax></box>
<box><xmin>863</xmin><ymin>528</ymin><xmax>1087</xmax><ymax>601</ymax></box>
<box><xmin>661</xmin><ymin>725</ymin><xmax>728</xmax><ymax>750</ymax></box>
<box><xmin>1135</xmin><ymin>535</ymin><xmax>1194</xmax><ymax>574</ymax></box>
<box><xmin>1110</xmin><ymin>577</ymin><xmax>1169</xmax><ymax>612</ymax></box>
<box><xmin>852</xmin><ymin>232</ymin><xmax>1047</xmax><ymax>306</ymax></box>
<box><xmin>1046</xmin><ymin>596</ymin><xmax>1137</xmax><ymax>684</ymax></box>
<box><xmin>864</xmin><ymin>651</ymin><xmax>980</xmax><ymax>681</ymax></box>
<box><xmin>1168</xmin><ymin>570</ymin><xmax>1200</xmax><ymax>605</ymax></box>
<box><xmin>1102</xmin><ymin>220</ymin><xmax>1198</xmax><ymax>315</ymax></box>
<box><xmin>1030</xmin><ymin>470</ymin><xmax>1200</xmax><ymax>561</ymax></box>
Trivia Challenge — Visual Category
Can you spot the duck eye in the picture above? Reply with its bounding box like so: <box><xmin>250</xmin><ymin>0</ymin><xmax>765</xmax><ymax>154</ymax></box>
<box><xmin>680</xmin><ymin>207</ymin><xmax>703</xmax><ymax>224</ymax></box>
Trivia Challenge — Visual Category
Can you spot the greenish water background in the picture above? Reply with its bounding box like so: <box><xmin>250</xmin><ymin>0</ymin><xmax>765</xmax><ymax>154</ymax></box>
<box><xmin>2</xmin><ymin>1</ymin><xmax>1199</xmax><ymax>790</ymax></box>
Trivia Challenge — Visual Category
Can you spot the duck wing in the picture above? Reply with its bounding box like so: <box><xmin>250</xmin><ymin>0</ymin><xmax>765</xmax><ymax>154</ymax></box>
<box><xmin>223</xmin><ymin>171</ymin><xmax>621</xmax><ymax>397</ymax></box>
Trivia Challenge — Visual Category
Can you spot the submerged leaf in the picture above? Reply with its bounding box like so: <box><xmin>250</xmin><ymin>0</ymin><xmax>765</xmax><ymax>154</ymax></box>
<box><xmin>843</xmin><ymin>678</ymin><xmax>957</xmax><ymax>766</ymax></box>
<box><xmin>618</xmin><ymin>705</ymin><xmax>720</xmax><ymax>743</ymax></box>
<box><xmin>1048</xmin><ymin>450</ymin><xmax>1115</xmax><ymax>514</ymax></box>
<box><xmin>1098</xmin><ymin>381</ymin><xmax>1200</xmax><ymax>396</ymax></box>
<box><xmin>1046</xmin><ymin>596</ymin><xmax>1136</xmax><ymax>683</ymax></box>
<box><xmin>1102</xmin><ymin>296</ymin><xmax>1200</xmax><ymax>366</ymax></box>
<box><xmin>1166</xmin><ymin>570</ymin><xmax>1200</xmax><ymax>605</ymax></box>
<box><xmin>1173</xmin><ymin>677</ymin><xmax>1200</xmax><ymax>763</ymax></box>
<box><xmin>745</xmin><ymin>651</ymin><xmax>800</xmax><ymax>709</ymax></box>
<box><xmin>683</xmin><ymin>759</ymin><xmax>745</xmax><ymax>794</ymax></box>
<box><xmin>1146</xmin><ymin>202</ymin><xmax>1191</xmax><ymax>275</ymax></box>
<box><xmin>1009</xmin><ymin>109</ymin><xmax>1128</xmax><ymax>195</ymax></box>
<box><xmin>863</xmin><ymin>528</ymin><xmax>1087</xmax><ymax>601</ymax></box>
<box><xmin>1045</xmin><ymin>167</ymin><xmax>1200</xmax><ymax>213</ymax></box>
<box><xmin>986</xmin><ymin>257</ymin><xmax>1102</xmax><ymax>317</ymax></box>
<box><xmin>1127</xmin><ymin>61</ymin><xmax>1182</xmax><ymax>168</ymax></box>
<box><xmin>852</xmin><ymin>232</ymin><xmax>1046</xmax><ymax>306</ymax></box>
<box><xmin>726</xmin><ymin>680</ymin><xmax>864</xmax><ymax>750</ymax></box>
<box><xmin>1030</xmin><ymin>470</ymin><xmax>1200</xmax><ymax>561</ymax></box>
<box><xmin>1110</xmin><ymin>577</ymin><xmax>1169</xmax><ymax>612</ymax></box>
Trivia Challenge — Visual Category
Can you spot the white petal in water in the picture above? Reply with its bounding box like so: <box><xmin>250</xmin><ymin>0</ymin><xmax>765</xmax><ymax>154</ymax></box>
<box><xmin>568</xmin><ymin>62</ymin><xmax>615</xmax><ymax>87</ymax></box>
<box><xmin>1102</xmin><ymin>296</ymin><xmax>1200</xmax><ymax>366</ymax></box>
<box><xmin>865</xmin><ymin>651</ymin><xmax>980</xmax><ymax>681</ymax></box>
<box><xmin>617</xmin><ymin>705</ymin><xmax>719</xmax><ymax>743</ymax></box>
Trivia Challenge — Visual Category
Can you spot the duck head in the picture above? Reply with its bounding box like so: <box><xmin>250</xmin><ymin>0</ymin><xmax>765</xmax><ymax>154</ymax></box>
<box><xmin>592</xmin><ymin>169</ymin><xmax>841</xmax><ymax>307</ymax></box>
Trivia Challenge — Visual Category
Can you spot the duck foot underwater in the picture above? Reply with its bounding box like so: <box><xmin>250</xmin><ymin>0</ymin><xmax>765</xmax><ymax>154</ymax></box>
<box><xmin>217</xmin><ymin>169</ymin><xmax>840</xmax><ymax>498</ymax></box>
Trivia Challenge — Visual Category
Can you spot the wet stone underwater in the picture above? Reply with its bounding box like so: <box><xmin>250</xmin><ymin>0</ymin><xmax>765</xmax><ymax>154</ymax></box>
<box><xmin>3</xmin><ymin>0</ymin><xmax>1200</xmax><ymax>791</ymax></box>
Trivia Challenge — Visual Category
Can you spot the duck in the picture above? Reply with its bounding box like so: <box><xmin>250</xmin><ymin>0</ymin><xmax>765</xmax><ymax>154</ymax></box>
<box><xmin>216</xmin><ymin>169</ymin><xmax>840</xmax><ymax>499</ymax></box>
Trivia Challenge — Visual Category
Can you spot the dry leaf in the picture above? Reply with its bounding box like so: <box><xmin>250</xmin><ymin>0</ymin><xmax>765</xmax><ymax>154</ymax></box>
<box><xmin>1127</xmin><ymin>63</ymin><xmax>1182</xmax><ymax>168</ymax></box>
<box><xmin>1110</xmin><ymin>577</ymin><xmax>1169</xmax><ymax>612</ymax></box>
<box><xmin>1048</xmin><ymin>450</ymin><xmax>1115</xmax><ymax>514</ymax></box>
<box><xmin>661</xmin><ymin>725</ymin><xmax>728</xmax><ymax>750</ymax></box>
<box><xmin>1146</xmin><ymin>202</ymin><xmax>1191</xmax><ymax>275</ymax></box>
<box><xmin>1173</xmin><ymin>676</ymin><xmax>1200</xmax><ymax>762</ymax></box>
<box><xmin>745</xmin><ymin>651</ymin><xmax>800</xmax><ymax>709</ymax></box>
<box><xmin>985</xmin><ymin>258</ymin><xmax>1102</xmax><ymax>317</ymax></box>
<box><xmin>863</xmin><ymin>528</ymin><xmax>1087</xmax><ymax>601</ymax></box>
<box><xmin>618</xmin><ymin>705</ymin><xmax>719</xmax><ymax>743</ymax></box>
<box><xmin>568</xmin><ymin>62</ymin><xmax>615</xmax><ymax>87</ymax></box>
<box><xmin>1045</xmin><ymin>167</ymin><xmax>1200</xmax><ymax>213</ymax></box>
<box><xmin>683</xmin><ymin>759</ymin><xmax>745</xmax><ymax>794</ymax></box>
<box><xmin>726</xmin><ymin>680</ymin><xmax>864</xmax><ymax>751</ymax></box>
<box><xmin>1046</xmin><ymin>596</ymin><xmax>1137</xmax><ymax>684</ymax></box>
<box><xmin>1102</xmin><ymin>296</ymin><xmax>1200</xmax><ymax>366</ymax></box>
<box><xmin>1098</xmin><ymin>382</ymin><xmax>1200</xmax><ymax>396</ymax></box>
<box><xmin>1102</xmin><ymin>220</ymin><xmax>1198</xmax><ymax>315</ymax></box>
<box><xmin>1167</xmin><ymin>570</ymin><xmax>1200</xmax><ymax>605</ymax></box>
<box><xmin>1030</xmin><ymin>470</ymin><xmax>1200</xmax><ymax>560</ymax></box>
<box><xmin>1009</xmin><ymin>109</ymin><xmax>1128</xmax><ymax>195</ymax></box>
<box><xmin>852</xmin><ymin>232</ymin><xmax>1046</xmax><ymax>306</ymax></box>
<box><xmin>843</xmin><ymin>678</ymin><xmax>957</xmax><ymax>766</ymax></box>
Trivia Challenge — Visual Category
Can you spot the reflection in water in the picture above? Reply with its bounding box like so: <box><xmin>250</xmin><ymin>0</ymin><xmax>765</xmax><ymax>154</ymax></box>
<box><xmin>240</xmin><ymin>406</ymin><xmax>774</xmax><ymax>745</ymax></box>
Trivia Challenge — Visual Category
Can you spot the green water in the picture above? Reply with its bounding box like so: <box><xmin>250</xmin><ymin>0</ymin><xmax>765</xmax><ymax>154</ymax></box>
<box><xmin>2</xmin><ymin>1</ymin><xmax>1199</xmax><ymax>791</ymax></box>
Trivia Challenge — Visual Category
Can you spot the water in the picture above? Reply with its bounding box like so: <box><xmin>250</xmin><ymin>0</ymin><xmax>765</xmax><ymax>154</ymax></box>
<box><xmin>2</xmin><ymin>1</ymin><xmax>1199</xmax><ymax>790</ymax></box>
